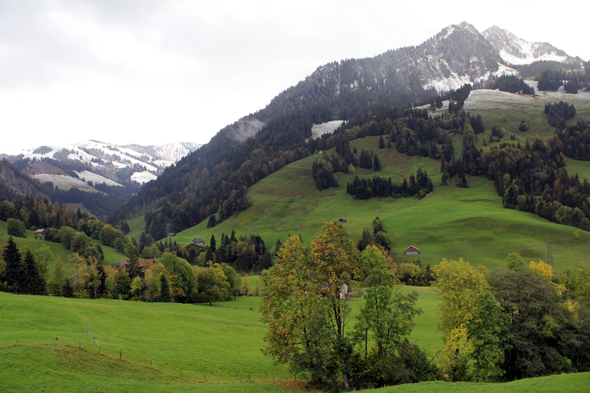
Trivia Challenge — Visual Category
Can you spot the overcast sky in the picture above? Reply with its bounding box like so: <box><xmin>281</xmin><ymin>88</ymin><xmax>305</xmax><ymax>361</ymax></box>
<box><xmin>1</xmin><ymin>0</ymin><xmax>588</xmax><ymax>153</ymax></box>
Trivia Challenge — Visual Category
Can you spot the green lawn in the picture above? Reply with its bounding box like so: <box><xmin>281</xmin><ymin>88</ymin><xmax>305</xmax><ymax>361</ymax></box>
<box><xmin>363</xmin><ymin>373</ymin><xmax>590</xmax><ymax>393</ymax></box>
<box><xmin>0</xmin><ymin>286</ymin><xmax>442</xmax><ymax>392</ymax></box>
<box><xmin>171</xmin><ymin>137</ymin><xmax>590</xmax><ymax>273</ymax></box>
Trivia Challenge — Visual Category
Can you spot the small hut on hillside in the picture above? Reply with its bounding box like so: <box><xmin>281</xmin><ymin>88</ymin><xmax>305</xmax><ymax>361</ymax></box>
<box><xmin>405</xmin><ymin>245</ymin><xmax>419</xmax><ymax>255</ymax></box>
<box><xmin>338</xmin><ymin>217</ymin><xmax>347</xmax><ymax>224</ymax></box>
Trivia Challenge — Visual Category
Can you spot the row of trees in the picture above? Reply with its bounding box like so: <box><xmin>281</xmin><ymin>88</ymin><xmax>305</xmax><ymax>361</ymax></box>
<box><xmin>0</xmin><ymin>236</ymin><xmax>246</xmax><ymax>304</ymax></box>
<box><xmin>261</xmin><ymin>222</ymin><xmax>590</xmax><ymax>389</ymax></box>
<box><xmin>488</xmin><ymin>75</ymin><xmax>535</xmax><ymax>95</ymax></box>
<box><xmin>346</xmin><ymin>169</ymin><xmax>433</xmax><ymax>200</ymax></box>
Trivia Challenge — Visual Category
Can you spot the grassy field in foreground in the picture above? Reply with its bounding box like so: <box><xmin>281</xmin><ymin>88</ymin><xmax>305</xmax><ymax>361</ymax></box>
<box><xmin>0</xmin><ymin>220</ymin><xmax>128</xmax><ymax>271</ymax></box>
<box><xmin>172</xmin><ymin>137</ymin><xmax>590</xmax><ymax>273</ymax></box>
<box><xmin>0</xmin><ymin>286</ymin><xmax>442</xmax><ymax>391</ymax></box>
<box><xmin>363</xmin><ymin>372</ymin><xmax>590</xmax><ymax>393</ymax></box>
<box><xmin>2</xmin><ymin>290</ymin><xmax>587</xmax><ymax>392</ymax></box>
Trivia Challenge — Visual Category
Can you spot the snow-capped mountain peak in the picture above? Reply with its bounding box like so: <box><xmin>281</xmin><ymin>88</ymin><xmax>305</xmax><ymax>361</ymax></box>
<box><xmin>482</xmin><ymin>25</ymin><xmax>572</xmax><ymax>65</ymax></box>
<box><xmin>1</xmin><ymin>140</ymin><xmax>202</xmax><ymax>186</ymax></box>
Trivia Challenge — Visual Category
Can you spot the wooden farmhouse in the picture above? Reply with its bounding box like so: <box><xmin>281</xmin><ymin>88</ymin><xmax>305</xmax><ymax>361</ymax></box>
<box><xmin>405</xmin><ymin>245</ymin><xmax>419</xmax><ymax>255</ymax></box>
<box><xmin>191</xmin><ymin>238</ymin><xmax>205</xmax><ymax>246</ymax></box>
<box><xmin>34</xmin><ymin>228</ymin><xmax>45</xmax><ymax>236</ymax></box>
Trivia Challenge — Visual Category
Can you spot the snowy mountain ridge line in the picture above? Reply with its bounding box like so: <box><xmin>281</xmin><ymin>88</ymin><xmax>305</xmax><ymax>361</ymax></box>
<box><xmin>483</xmin><ymin>25</ymin><xmax>574</xmax><ymax>65</ymax></box>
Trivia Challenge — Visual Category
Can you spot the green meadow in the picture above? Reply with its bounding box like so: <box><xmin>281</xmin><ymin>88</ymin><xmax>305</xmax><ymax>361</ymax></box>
<box><xmin>2</xmin><ymin>289</ymin><xmax>588</xmax><ymax>392</ymax></box>
<box><xmin>172</xmin><ymin>136</ymin><xmax>590</xmax><ymax>273</ymax></box>
<box><xmin>0</xmin><ymin>285</ymin><xmax>442</xmax><ymax>392</ymax></box>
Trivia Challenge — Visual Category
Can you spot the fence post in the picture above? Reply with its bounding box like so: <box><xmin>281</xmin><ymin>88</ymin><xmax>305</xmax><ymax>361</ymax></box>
<box><xmin>119</xmin><ymin>349</ymin><xmax>122</xmax><ymax>360</ymax></box>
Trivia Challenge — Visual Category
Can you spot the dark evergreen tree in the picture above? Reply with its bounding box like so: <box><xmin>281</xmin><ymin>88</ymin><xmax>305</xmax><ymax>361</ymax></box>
<box><xmin>24</xmin><ymin>249</ymin><xmax>45</xmax><ymax>295</ymax></box>
<box><xmin>378</xmin><ymin>136</ymin><xmax>385</xmax><ymax>149</ymax></box>
<box><xmin>373</xmin><ymin>154</ymin><xmax>382</xmax><ymax>171</ymax></box>
<box><xmin>2</xmin><ymin>237</ymin><xmax>25</xmax><ymax>293</ymax></box>
<box><xmin>210</xmin><ymin>234</ymin><xmax>216</xmax><ymax>253</ymax></box>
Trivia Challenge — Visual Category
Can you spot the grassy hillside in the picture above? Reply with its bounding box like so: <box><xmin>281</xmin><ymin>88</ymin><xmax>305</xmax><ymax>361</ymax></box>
<box><xmin>125</xmin><ymin>214</ymin><xmax>146</xmax><ymax>241</ymax></box>
<box><xmin>0</xmin><ymin>287</ymin><xmax>441</xmax><ymax>392</ymax></box>
<box><xmin>172</xmin><ymin>136</ymin><xmax>590</xmax><ymax>273</ymax></box>
<box><xmin>363</xmin><ymin>373</ymin><xmax>590</xmax><ymax>393</ymax></box>
<box><xmin>0</xmin><ymin>220</ymin><xmax>128</xmax><ymax>271</ymax></box>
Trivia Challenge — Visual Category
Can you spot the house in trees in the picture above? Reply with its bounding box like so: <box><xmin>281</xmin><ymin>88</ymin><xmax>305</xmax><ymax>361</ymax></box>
<box><xmin>405</xmin><ymin>245</ymin><xmax>419</xmax><ymax>255</ymax></box>
<box><xmin>34</xmin><ymin>228</ymin><xmax>45</xmax><ymax>236</ymax></box>
<box><xmin>191</xmin><ymin>238</ymin><xmax>205</xmax><ymax>246</ymax></box>
<box><xmin>117</xmin><ymin>260</ymin><xmax>130</xmax><ymax>269</ymax></box>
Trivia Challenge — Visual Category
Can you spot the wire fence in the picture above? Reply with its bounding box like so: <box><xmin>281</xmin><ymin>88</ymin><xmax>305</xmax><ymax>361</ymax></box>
<box><xmin>1</xmin><ymin>298</ymin><xmax>298</xmax><ymax>384</ymax></box>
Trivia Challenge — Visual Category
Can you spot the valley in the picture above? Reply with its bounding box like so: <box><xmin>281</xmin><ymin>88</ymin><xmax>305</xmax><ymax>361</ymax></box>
<box><xmin>2</xmin><ymin>13</ymin><xmax>590</xmax><ymax>392</ymax></box>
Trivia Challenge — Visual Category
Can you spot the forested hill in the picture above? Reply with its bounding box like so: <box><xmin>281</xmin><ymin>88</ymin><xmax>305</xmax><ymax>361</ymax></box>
<box><xmin>109</xmin><ymin>21</ymin><xmax>580</xmax><ymax>239</ymax></box>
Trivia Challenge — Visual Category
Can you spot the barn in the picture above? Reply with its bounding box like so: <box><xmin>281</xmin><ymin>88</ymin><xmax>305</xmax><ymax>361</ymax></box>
<box><xmin>405</xmin><ymin>245</ymin><xmax>419</xmax><ymax>255</ymax></box>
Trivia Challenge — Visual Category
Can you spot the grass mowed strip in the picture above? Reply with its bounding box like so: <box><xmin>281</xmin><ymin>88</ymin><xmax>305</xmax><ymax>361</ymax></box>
<box><xmin>361</xmin><ymin>372</ymin><xmax>590</xmax><ymax>393</ymax></box>
<box><xmin>172</xmin><ymin>138</ymin><xmax>590</xmax><ymax>272</ymax></box>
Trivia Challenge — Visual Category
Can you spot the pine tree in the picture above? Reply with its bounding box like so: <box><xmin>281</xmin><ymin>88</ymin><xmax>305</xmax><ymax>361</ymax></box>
<box><xmin>3</xmin><ymin>237</ymin><xmax>25</xmax><ymax>293</ymax></box>
<box><xmin>378</xmin><ymin>136</ymin><xmax>385</xmax><ymax>149</ymax></box>
<box><xmin>24</xmin><ymin>249</ymin><xmax>45</xmax><ymax>295</ymax></box>
<box><xmin>159</xmin><ymin>273</ymin><xmax>171</xmax><ymax>302</ymax></box>
<box><xmin>373</xmin><ymin>154</ymin><xmax>382</xmax><ymax>171</ymax></box>
<box><xmin>210</xmin><ymin>234</ymin><xmax>216</xmax><ymax>253</ymax></box>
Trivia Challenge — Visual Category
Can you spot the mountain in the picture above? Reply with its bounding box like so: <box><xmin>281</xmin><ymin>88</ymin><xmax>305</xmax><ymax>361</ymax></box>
<box><xmin>110</xmin><ymin>22</ymin><xmax>582</xmax><ymax>238</ymax></box>
<box><xmin>482</xmin><ymin>25</ymin><xmax>580</xmax><ymax>66</ymax></box>
<box><xmin>0</xmin><ymin>160</ymin><xmax>48</xmax><ymax>202</ymax></box>
<box><xmin>0</xmin><ymin>141</ymin><xmax>201</xmax><ymax>219</ymax></box>
<box><xmin>2</xmin><ymin>140</ymin><xmax>202</xmax><ymax>188</ymax></box>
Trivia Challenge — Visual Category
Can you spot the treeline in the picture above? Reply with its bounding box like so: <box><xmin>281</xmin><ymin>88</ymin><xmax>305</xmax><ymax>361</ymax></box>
<box><xmin>545</xmin><ymin>101</ymin><xmax>576</xmax><ymax>129</ymax></box>
<box><xmin>0</xmin><ymin>236</ymin><xmax>246</xmax><ymax>305</ymax></box>
<box><xmin>488</xmin><ymin>75</ymin><xmax>535</xmax><ymax>95</ymax></box>
<box><xmin>346</xmin><ymin>169</ymin><xmax>433</xmax><ymax>200</ymax></box>
<box><xmin>536</xmin><ymin>69</ymin><xmax>589</xmax><ymax>93</ymax></box>
<box><xmin>0</xmin><ymin>197</ymin><xmax>132</xmax><ymax>256</ymax></box>
<box><xmin>136</xmin><ymin>230</ymin><xmax>273</xmax><ymax>274</ymax></box>
<box><xmin>555</xmin><ymin>120</ymin><xmax>590</xmax><ymax>161</ymax></box>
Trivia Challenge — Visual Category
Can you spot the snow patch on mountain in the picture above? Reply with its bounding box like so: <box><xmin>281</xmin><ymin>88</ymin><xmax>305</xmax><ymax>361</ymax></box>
<box><xmin>483</xmin><ymin>26</ymin><xmax>571</xmax><ymax>65</ymax></box>
<box><xmin>74</xmin><ymin>171</ymin><xmax>122</xmax><ymax>187</ymax></box>
<box><xmin>310</xmin><ymin>121</ymin><xmax>344</xmax><ymax>140</ymax></box>
<box><xmin>131</xmin><ymin>171</ymin><xmax>158</xmax><ymax>184</ymax></box>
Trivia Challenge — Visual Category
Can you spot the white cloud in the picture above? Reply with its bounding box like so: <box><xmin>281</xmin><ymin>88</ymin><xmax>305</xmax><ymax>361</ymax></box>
<box><xmin>0</xmin><ymin>0</ymin><xmax>587</xmax><ymax>152</ymax></box>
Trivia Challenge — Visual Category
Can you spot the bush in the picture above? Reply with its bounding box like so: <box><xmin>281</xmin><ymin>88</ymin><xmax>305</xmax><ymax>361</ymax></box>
<box><xmin>7</xmin><ymin>218</ymin><xmax>27</xmax><ymax>238</ymax></box>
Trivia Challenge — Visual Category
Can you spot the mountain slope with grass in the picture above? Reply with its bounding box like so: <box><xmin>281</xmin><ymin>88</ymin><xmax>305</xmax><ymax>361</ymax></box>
<box><xmin>169</xmin><ymin>88</ymin><xmax>590</xmax><ymax>273</ymax></box>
